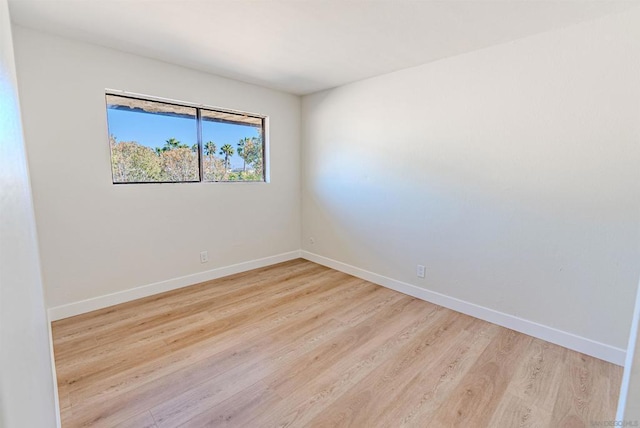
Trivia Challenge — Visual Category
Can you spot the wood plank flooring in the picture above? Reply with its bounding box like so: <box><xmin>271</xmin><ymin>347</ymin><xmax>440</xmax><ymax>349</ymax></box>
<box><xmin>52</xmin><ymin>259</ymin><xmax>622</xmax><ymax>427</ymax></box>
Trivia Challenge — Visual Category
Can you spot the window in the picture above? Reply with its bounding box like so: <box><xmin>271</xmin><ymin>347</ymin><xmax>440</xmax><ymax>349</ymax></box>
<box><xmin>105</xmin><ymin>93</ymin><xmax>266</xmax><ymax>184</ymax></box>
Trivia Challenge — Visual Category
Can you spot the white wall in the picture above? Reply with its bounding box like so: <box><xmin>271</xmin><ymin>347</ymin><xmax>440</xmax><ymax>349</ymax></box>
<box><xmin>624</xmin><ymin>329</ymin><xmax>640</xmax><ymax>420</ymax></box>
<box><xmin>302</xmin><ymin>8</ymin><xmax>640</xmax><ymax>351</ymax></box>
<box><xmin>619</xmin><ymin>278</ymin><xmax>640</xmax><ymax>421</ymax></box>
<box><xmin>12</xmin><ymin>26</ymin><xmax>301</xmax><ymax>310</ymax></box>
<box><xmin>0</xmin><ymin>0</ymin><xmax>58</xmax><ymax>426</ymax></box>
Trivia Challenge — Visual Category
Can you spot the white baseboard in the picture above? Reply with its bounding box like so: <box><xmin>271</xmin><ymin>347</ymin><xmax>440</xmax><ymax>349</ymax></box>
<box><xmin>48</xmin><ymin>251</ymin><xmax>301</xmax><ymax>321</ymax></box>
<box><xmin>47</xmin><ymin>248</ymin><xmax>625</xmax><ymax>365</ymax></box>
<box><xmin>301</xmin><ymin>251</ymin><xmax>626</xmax><ymax>366</ymax></box>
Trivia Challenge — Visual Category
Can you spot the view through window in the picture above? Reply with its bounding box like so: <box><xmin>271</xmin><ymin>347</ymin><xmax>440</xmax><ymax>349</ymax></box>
<box><xmin>106</xmin><ymin>93</ymin><xmax>266</xmax><ymax>183</ymax></box>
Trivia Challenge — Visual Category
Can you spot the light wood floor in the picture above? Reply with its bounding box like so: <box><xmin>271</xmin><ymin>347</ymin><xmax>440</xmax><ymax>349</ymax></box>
<box><xmin>52</xmin><ymin>259</ymin><xmax>622</xmax><ymax>427</ymax></box>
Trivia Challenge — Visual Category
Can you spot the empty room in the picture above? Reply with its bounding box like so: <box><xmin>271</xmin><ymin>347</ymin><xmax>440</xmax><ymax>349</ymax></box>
<box><xmin>2</xmin><ymin>0</ymin><xmax>640</xmax><ymax>427</ymax></box>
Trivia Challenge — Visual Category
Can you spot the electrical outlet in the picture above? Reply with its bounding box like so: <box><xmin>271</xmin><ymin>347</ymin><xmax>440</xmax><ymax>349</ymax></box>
<box><xmin>200</xmin><ymin>251</ymin><xmax>209</xmax><ymax>263</ymax></box>
<box><xmin>417</xmin><ymin>265</ymin><xmax>425</xmax><ymax>278</ymax></box>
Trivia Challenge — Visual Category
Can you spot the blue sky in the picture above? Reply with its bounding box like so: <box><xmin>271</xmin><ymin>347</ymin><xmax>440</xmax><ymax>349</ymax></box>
<box><xmin>107</xmin><ymin>108</ymin><xmax>260</xmax><ymax>169</ymax></box>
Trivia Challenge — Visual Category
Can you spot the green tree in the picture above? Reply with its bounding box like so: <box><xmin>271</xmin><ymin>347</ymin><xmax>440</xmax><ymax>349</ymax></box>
<box><xmin>237</xmin><ymin>136</ymin><xmax>263</xmax><ymax>180</ymax></box>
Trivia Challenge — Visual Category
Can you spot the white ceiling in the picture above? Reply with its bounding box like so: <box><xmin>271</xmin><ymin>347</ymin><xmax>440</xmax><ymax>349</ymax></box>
<box><xmin>8</xmin><ymin>0</ymin><xmax>638</xmax><ymax>95</ymax></box>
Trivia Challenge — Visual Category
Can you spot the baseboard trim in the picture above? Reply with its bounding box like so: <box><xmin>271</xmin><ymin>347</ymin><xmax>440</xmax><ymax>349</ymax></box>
<box><xmin>47</xmin><ymin>248</ymin><xmax>625</xmax><ymax>365</ymax></box>
<box><xmin>48</xmin><ymin>251</ymin><xmax>301</xmax><ymax>321</ymax></box>
<box><xmin>301</xmin><ymin>250</ymin><xmax>626</xmax><ymax>366</ymax></box>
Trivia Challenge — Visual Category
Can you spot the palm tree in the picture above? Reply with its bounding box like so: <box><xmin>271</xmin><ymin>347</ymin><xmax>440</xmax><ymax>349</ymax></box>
<box><xmin>237</xmin><ymin>137</ymin><xmax>251</xmax><ymax>173</ymax></box>
<box><xmin>204</xmin><ymin>141</ymin><xmax>217</xmax><ymax>157</ymax></box>
<box><xmin>201</xmin><ymin>141</ymin><xmax>218</xmax><ymax>180</ymax></box>
<box><xmin>157</xmin><ymin>137</ymin><xmax>188</xmax><ymax>153</ymax></box>
<box><xmin>220</xmin><ymin>144</ymin><xmax>234</xmax><ymax>171</ymax></box>
<box><xmin>165</xmin><ymin>137</ymin><xmax>181</xmax><ymax>150</ymax></box>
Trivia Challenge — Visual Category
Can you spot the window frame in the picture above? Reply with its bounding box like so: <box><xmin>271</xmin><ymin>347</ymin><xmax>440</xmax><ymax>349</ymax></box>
<box><xmin>105</xmin><ymin>90</ymin><xmax>268</xmax><ymax>185</ymax></box>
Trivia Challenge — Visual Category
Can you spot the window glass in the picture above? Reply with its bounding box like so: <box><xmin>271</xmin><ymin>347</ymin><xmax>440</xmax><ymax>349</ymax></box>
<box><xmin>105</xmin><ymin>93</ymin><xmax>266</xmax><ymax>184</ymax></box>
<box><xmin>201</xmin><ymin>109</ymin><xmax>264</xmax><ymax>182</ymax></box>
